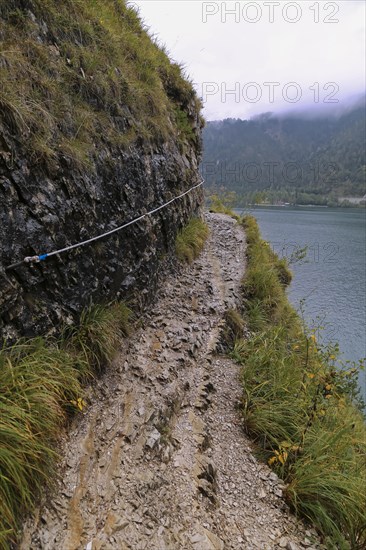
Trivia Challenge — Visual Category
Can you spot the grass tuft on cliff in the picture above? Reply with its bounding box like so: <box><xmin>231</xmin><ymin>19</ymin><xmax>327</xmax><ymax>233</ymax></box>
<box><xmin>175</xmin><ymin>218</ymin><xmax>209</xmax><ymax>263</ymax></box>
<box><xmin>208</xmin><ymin>195</ymin><xmax>240</xmax><ymax>220</ymax></box>
<box><xmin>62</xmin><ymin>302</ymin><xmax>131</xmax><ymax>372</ymax></box>
<box><xmin>0</xmin><ymin>0</ymin><xmax>202</xmax><ymax>171</ymax></box>
<box><xmin>232</xmin><ymin>215</ymin><xmax>366</xmax><ymax>549</ymax></box>
<box><xmin>0</xmin><ymin>302</ymin><xmax>131</xmax><ymax>549</ymax></box>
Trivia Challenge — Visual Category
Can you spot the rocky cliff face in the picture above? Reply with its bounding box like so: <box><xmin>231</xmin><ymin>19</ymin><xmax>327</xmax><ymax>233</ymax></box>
<box><xmin>0</xmin><ymin>0</ymin><xmax>204</xmax><ymax>341</ymax></box>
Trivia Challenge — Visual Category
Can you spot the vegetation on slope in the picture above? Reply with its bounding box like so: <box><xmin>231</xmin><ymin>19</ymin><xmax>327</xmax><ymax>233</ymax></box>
<box><xmin>175</xmin><ymin>218</ymin><xmax>209</xmax><ymax>263</ymax></box>
<box><xmin>0</xmin><ymin>4</ymin><xmax>207</xmax><ymax>546</ymax></box>
<box><xmin>0</xmin><ymin>302</ymin><xmax>130</xmax><ymax>549</ymax></box>
<box><xmin>230</xmin><ymin>215</ymin><xmax>366</xmax><ymax>549</ymax></box>
<box><xmin>202</xmin><ymin>105</ymin><xmax>366</xmax><ymax>206</ymax></box>
<box><xmin>208</xmin><ymin>195</ymin><xmax>240</xmax><ymax>220</ymax></box>
<box><xmin>0</xmin><ymin>213</ymin><xmax>211</xmax><ymax>547</ymax></box>
<box><xmin>0</xmin><ymin>0</ymin><xmax>203</xmax><ymax>172</ymax></box>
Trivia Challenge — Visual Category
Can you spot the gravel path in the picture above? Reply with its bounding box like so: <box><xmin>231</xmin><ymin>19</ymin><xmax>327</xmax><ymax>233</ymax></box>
<box><xmin>21</xmin><ymin>213</ymin><xmax>322</xmax><ymax>550</ymax></box>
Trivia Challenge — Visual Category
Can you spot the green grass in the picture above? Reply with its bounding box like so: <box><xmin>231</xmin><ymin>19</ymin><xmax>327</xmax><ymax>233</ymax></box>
<box><xmin>208</xmin><ymin>195</ymin><xmax>240</xmax><ymax>220</ymax></box>
<box><xmin>0</xmin><ymin>1</ymin><xmax>202</xmax><ymax>170</ymax></box>
<box><xmin>175</xmin><ymin>218</ymin><xmax>209</xmax><ymax>263</ymax></box>
<box><xmin>0</xmin><ymin>302</ymin><xmax>131</xmax><ymax>549</ymax></box>
<box><xmin>231</xmin><ymin>215</ymin><xmax>366</xmax><ymax>549</ymax></box>
<box><xmin>62</xmin><ymin>302</ymin><xmax>131</xmax><ymax>372</ymax></box>
<box><xmin>220</xmin><ymin>309</ymin><xmax>246</xmax><ymax>350</ymax></box>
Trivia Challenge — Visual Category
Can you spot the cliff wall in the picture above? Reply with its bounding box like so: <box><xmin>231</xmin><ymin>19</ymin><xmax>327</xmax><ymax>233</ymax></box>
<box><xmin>0</xmin><ymin>0</ymin><xmax>204</xmax><ymax>340</ymax></box>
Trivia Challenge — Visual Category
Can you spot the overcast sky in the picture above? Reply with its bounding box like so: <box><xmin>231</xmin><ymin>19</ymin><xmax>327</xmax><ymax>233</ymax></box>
<box><xmin>133</xmin><ymin>0</ymin><xmax>366</xmax><ymax>120</ymax></box>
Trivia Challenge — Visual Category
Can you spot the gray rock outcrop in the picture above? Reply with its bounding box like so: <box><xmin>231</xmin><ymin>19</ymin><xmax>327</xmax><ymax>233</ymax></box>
<box><xmin>0</xmin><ymin>2</ymin><xmax>203</xmax><ymax>341</ymax></box>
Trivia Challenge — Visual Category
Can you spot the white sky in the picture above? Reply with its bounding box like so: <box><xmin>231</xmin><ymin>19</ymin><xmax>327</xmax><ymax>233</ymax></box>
<box><xmin>133</xmin><ymin>0</ymin><xmax>366</xmax><ymax>120</ymax></box>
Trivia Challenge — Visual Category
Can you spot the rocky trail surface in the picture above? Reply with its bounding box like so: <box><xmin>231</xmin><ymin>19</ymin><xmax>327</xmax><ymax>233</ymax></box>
<box><xmin>21</xmin><ymin>213</ymin><xmax>322</xmax><ymax>550</ymax></box>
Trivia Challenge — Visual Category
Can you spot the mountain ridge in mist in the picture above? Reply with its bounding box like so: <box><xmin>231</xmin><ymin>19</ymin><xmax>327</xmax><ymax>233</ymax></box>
<box><xmin>202</xmin><ymin>99</ymin><xmax>366</xmax><ymax>206</ymax></box>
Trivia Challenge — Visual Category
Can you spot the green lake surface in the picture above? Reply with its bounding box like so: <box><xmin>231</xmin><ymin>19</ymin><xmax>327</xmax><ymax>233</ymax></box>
<box><xmin>235</xmin><ymin>206</ymin><xmax>366</xmax><ymax>401</ymax></box>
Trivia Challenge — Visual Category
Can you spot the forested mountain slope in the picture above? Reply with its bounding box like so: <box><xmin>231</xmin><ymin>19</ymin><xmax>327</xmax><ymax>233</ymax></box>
<box><xmin>202</xmin><ymin>102</ymin><xmax>366</xmax><ymax>206</ymax></box>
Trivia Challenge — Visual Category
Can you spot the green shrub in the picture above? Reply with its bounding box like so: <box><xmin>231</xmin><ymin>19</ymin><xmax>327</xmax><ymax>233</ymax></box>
<box><xmin>275</xmin><ymin>257</ymin><xmax>293</xmax><ymax>286</ymax></box>
<box><xmin>287</xmin><ymin>408</ymin><xmax>366</xmax><ymax>548</ymax></box>
<box><xmin>174</xmin><ymin>107</ymin><xmax>196</xmax><ymax>144</ymax></box>
<box><xmin>224</xmin><ymin>309</ymin><xmax>245</xmax><ymax>343</ymax></box>
<box><xmin>208</xmin><ymin>195</ymin><xmax>240</xmax><ymax>220</ymax></box>
<box><xmin>0</xmin><ymin>0</ymin><xmax>201</xmax><ymax>169</ymax></box>
<box><xmin>233</xmin><ymin>215</ymin><xmax>366</xmax><ymax>548</ymax></box>
<box><xmin>63</xmin><ymin>302</ymin><xmax>131</xmax><ymax>372</ymax></box>
<box><xmin>175</xmin><ymin>218</ymin><xmax>209</xmax><ymax>263</ymax></box>
<box><xmin>0</xmin><ymin>339</ymin><xmax>85</xmax><ymax>547</ymax></box>
<box><xmin>240</xmin><ymin>216</ymin><xmax>293</xmax><ymax>329</ymax></box>
<box><xmin>0</xmin><ymin>302</ymin><xmax>131</xmax><ymax>549</ymax></box>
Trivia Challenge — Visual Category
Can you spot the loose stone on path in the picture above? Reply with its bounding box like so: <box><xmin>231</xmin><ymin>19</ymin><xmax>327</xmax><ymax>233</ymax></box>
<box><xmin>21</xmin><ymin>213</ymin><xmax>323</xmax><ymax>550</ymax></box>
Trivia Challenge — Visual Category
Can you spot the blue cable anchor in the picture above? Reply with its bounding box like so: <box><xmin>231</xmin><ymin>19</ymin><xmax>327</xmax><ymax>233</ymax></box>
<box><xmin>5</xmin><ymin>253</ymin><xmax>48</xmax><ymax>271</ymax></box>
<box><xmin>4</xmin><ymin>180</ymin><xmax>204</xmax><ymax>272</ymax></box>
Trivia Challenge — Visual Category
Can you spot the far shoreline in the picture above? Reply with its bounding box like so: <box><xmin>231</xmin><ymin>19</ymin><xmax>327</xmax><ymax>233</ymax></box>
<box><xmin>233</xmin><ymin>204</ymin><xmax>366</xmax><ymax>211</ymax></box>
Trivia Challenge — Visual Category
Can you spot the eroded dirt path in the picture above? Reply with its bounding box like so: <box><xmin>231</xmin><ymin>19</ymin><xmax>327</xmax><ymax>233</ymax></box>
<box><xmin>22</xmin><ymin>213</ymin><xmax>321</xmax><ymax>550</ymax></box>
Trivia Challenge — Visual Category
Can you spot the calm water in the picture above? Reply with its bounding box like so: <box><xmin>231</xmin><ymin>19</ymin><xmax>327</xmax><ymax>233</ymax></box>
<box><xmin>236</xmin><ymin>206</ymin><xmax>366</xmax><ymax>400</ymax></box>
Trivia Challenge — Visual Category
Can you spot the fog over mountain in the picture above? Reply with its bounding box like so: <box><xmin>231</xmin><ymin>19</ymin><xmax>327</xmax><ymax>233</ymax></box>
<box><xmin>202</xmin><ymin>98</ymin><xmax>366</xmax><ymax>207</ymax></box>
<box><xmin>135</xmin><ymin>1</ymin><xmax>365</xmax><ymax>121</ymax></box>
<box><xmin>250</xmin><ymin>92</ymin><xmax>366</xmax><ymax>121</ymax></box>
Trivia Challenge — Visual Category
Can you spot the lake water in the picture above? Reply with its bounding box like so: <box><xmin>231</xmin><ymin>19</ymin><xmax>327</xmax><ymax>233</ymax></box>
<box><xmin>235</xmin><ymin>206</ymin><xmax>366</xmax><ymax>401</ymax></box>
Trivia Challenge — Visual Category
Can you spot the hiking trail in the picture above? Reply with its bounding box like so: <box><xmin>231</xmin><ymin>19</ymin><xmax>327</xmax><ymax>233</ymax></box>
<box><xmin>21</xmin><ymin>213</ymin><xmax>321</xmax><ymax>550</ymax></box>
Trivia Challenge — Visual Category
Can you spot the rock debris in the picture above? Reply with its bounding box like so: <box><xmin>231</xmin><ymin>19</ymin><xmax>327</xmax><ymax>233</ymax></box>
<box><xmin>21</xmin><ymin>213</ymin><xmax>323</xmax><ymax>550</ymax></box>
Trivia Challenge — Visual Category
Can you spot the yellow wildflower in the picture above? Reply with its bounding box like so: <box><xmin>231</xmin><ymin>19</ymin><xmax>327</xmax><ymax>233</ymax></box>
<box><xmin>70</xmin><ymin>397</ymin><xmax>85</xmax><ymax>411</ymax></box>
<box><xmin>278</xmin><ymin>450</ymin><xmax>288</xmax><ymax>465</ymax></box>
